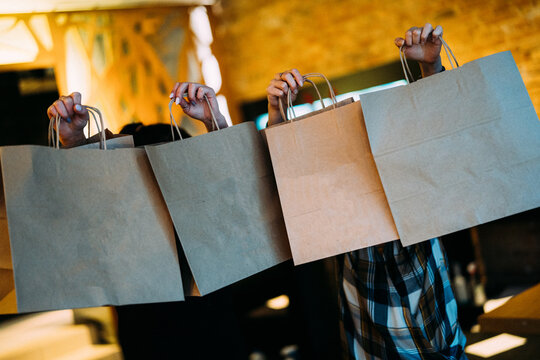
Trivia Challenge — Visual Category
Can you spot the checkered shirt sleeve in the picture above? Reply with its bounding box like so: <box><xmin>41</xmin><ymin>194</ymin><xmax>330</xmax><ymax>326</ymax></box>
<box><xmin>339</xmin><ymin>239</ymin><xmax>468</xmax><ymax>360</ymax></box>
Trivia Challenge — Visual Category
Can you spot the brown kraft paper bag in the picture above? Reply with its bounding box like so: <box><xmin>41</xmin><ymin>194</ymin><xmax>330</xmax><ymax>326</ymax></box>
<box><xmin>263</xmin><ymin>73</ymin><xmax>399</xmax><ymax>265</ymax></box>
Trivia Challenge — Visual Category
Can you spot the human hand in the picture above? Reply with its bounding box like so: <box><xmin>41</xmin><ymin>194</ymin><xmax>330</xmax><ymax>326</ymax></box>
<box><xmin>394</xmin><ymin>23</ymin><xmax>444</xmax><ymax>78</ymax></box>
<box><xmin>267</xmin><ymin>69</ymin><xmax>304</xmax><ymax>126</ymax></box>
<box><xmin>46</xmin><ymin>92</ymin><xmax>88</xmax><ymax>147</ymax></box>
<box><xmin>169</xmin><ymin>82</ymin><xmax>228</xmax><ymax>131</ymax></box>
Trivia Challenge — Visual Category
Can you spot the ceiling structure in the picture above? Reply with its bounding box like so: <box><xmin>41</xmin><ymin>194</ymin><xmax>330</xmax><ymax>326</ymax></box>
<box><xmin>0</xmin><ymin>0</ymin><xmax>214</xmax><ymax>14</ymax></box>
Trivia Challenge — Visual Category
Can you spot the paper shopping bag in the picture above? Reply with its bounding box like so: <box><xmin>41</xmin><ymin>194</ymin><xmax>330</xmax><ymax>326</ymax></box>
<box><xmin>360</xmin><ymin>49</ymin><xmax>540</xmax><ymax>246</ymax></box>
<box><xmin>145</xmin><ymin>120</ymin><xmax>291</xmax><ymax>295</ymax></box>
<box><xmin>0</xmin><ymin>112</ymin><xmax>183</xmax><ymax>314</ymax></box>
<box><xmin>263</xmin><ymin>74</ymin><xmax>399</xmax><ymax>265</ymax></box>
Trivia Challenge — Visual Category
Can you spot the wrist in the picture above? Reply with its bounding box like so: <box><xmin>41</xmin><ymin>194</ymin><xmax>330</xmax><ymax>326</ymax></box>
<box><xmin>420</xmin><ymin>56</ymin><xmax>443</xmax><ymax>78</ymax></box>
<box><xmin>267</xmin><ymin>102</ymin><xmax>284</xmax><ymax>127</ymax></box>
<box><xmin>205</xmin><ymin>113</ymin><xmax>228</xmax><ymax>131</ymax></box>
<box><xmin>61</xmin><ymin>132</ymin><xmax>87</xmax><ymax>148</ymax></box>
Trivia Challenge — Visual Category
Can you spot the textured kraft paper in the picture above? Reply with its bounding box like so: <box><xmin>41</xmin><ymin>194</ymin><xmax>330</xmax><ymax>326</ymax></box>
<box><xmin>145</xmin><ymin>122</ymin><xmax>291</xmax><ymax>295</ymax></box>
<box><xmin>78</xmin><ymin>133</ymin><xmax>134</xmax><ymax>149</ymax></box>
<box><xmin>263</xmin><ymin>99</ymin><xmax>399</xmax><ymax>265</ymax></box>
<box><xmin>0</xmin><ymin>146</ymin><xmax>184</xmax><ymax>314</ymax></box>
<box><xmin>361</xmin><ymin>51</ymin><xmax>540</xmax><ymax>246</ymax></box>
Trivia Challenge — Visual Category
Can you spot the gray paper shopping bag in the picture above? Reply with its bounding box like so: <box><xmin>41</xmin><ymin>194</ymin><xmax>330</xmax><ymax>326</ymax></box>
<box><xmin>145</xmin><ymin>117</ymin><xmax>291</xmax><ymax>295</ymax></box>
<box><xmin>361</xmin><ymin>48</ymin><xmax>540</xmax><ymax>246</ymax></box>
<box><xmin>264</xmin><ymin>73</ymin><xmax>399</xmax><ymax>265</ymax></box>
<box><xmin>0</xmin><ymin>110</ymin><xmax>183</xmax><ymax>314</ymax></box>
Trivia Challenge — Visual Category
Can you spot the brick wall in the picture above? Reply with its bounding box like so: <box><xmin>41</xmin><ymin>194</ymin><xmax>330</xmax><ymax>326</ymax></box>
<box><xmin>212</xmin><ymin>0</ymin><xmax>540</xmax><ymax>114</ymax></box>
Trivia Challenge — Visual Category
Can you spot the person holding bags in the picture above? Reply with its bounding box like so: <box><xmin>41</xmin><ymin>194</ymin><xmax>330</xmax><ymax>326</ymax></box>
<box><xmin>44</xmin><ymin>22</ymin><xmax>468</xmax><ymax>359</ymax></box>
<box><xmin>266</xmin><ymin>24</ymin><xmax>467</xmax><ymax>359</ymax></box>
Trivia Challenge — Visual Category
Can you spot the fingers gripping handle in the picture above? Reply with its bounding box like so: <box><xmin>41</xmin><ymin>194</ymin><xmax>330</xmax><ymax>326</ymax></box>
<box><xmin>48</xmin><ymin>105</ymin><xmax>107</xmax><ymax>149</ymax></box>
<box><xmin>399</xmin><ymin>45</ymin><xmax>415</xmax><ymax>84</ymax></box>
<box><xmin>204</xmin><ymin>95</ymin><xmax>220</xmax><ymax>131</ymax></box>
<box><xmin>169</xmin><ymin>94</ymin><xmax>220</xmax><ymax>141</ymax></box>
<box><xmin>169</xmin><ymin>99</ymin><xmax>183</xmax><ymax>141</ymax></box>
<box><xmin>400</xmin><ymin>36</ymin><xmax>459</xmax><ymax>84</ymax></box>
<box><xmin>278</xmin><ymin>73</ymin><xmax>337</xmax><ymax>122</ymax></box>
<box><xmin>285</xmin><ymin>79</ymin><xmax>323</xmax><ymax>120</ymax></box>
<box><xmin>48</xmin><ymin>115</ymin><xmax>61</xmax><ymax>149</ymax></box>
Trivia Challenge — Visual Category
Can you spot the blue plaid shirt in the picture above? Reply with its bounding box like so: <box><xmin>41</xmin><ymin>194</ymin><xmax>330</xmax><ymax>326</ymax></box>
<box><xmin>339</xmin><ymin>239</ymin><xmax>467</xmax><ymax>359</ymax></box>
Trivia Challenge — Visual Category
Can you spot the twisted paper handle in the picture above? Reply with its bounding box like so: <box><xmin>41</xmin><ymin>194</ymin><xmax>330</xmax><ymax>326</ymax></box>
<box><xmin>169</xmin><ymin>94</ymin><xmax>220</xmax><ymax>140</ymax></box>
<box><xmin>278</xmin><ymin>73</ymin><xmax>337</xmax><ymax>122</ymax></box>
<box><xmin>399</xmin><ymin>36</ymin><xmax>459</xmax><ymax>84</ymax></box>
<box><xmin>48</xmin><ymin>105</ymin><xmax>107</xmax><ymax>149</ymax></box>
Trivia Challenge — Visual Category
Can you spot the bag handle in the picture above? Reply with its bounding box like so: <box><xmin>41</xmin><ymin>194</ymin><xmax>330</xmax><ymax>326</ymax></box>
<box><xmin>168</xmin><ymin>94</ymin><xmax>220</xmax><ymax>141</ymax></box>
<box><xmin>85</xmin><ymin>106</ymin><xmax>107</xmax><ymax>150</ymax></box>
<box><xmin>399</xmin><ymin>36</ymin><xmax>459</xmax><ymax>84</ymax></box>
<box><xmin>48</xmin><ymin>105</ymin><xmax>107</xmax><ymax>150</ymax></box>
<box><xmin>278</xmin><ymin>73</ymin><xmax>337</xmax><ymax>122</ymax></box>
<box><xmin>48</xmin><ymin>114</ymin><xmax>60</xmax><ymax>149</ymax></box>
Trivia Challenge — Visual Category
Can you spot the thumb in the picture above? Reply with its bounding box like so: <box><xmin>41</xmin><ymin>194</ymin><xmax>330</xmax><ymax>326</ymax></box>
<box><xmin>73</xmin><ymin>104</ymin><xmax>88</xmax><ymax>116</ymax></box>
<box><xmin>394</xmin><ymin>37</ymin><xmax>405</xmax><ymax>48</ymax></box>
<box><xmin>71</xmin><ymin>104</ymin><xmax>88</xmax><ymax>127</ymax></box>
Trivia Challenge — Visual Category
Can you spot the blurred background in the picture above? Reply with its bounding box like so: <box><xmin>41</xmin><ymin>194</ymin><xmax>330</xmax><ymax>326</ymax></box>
<box><xmin>0</xmin><ymin>0</ymin><xmax>539</xmax><ymax>359</ymax></box>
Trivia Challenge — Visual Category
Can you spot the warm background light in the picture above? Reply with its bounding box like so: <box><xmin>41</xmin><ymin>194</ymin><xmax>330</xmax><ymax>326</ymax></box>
<box><xmin>189</xmin><ymin>5</ymin><xmax>231</xmax><ymax>126</ymax></box>
<box><xmin>0</xmin><ymin>1</ymin><xmax>228</xmax><ymax>134</ymax></box>
<box><xmin>211</xmin><ymin>0</ymin><xmax>540</xmax><ymax>118</ymax></box>
<box><xmin>465</xmin><ymin>333</ymin><xmax>527</xmax><ymax>358</ymax></box>
<box><xmin>0</xmin><ymin>18</ymin><xmax>39</xmax><ymax>65</ymax></box>
<box><xmin>265</xmin><ymin>294</ymin><xmax>290</xmax><ymax>310</ymax></box>
<box><xmin>0</xmin><ymin>0</ymin><xmax>214</xmax><ymax>14</ymax></box>
<box><xmin>1</xmin><ymin>1</ymin><xmax>538</xmax><ymax>131</ymax></box>
<box><xmin>29</xmin><ymin>15</ymin><xmax>54</xmax><ymax>51</ymax></box>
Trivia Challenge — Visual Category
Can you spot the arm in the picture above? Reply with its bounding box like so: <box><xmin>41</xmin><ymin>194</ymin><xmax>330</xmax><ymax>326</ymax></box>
<box><xmin>46</xmin><ymin>92</ymin><xmax>89</xmax><ymax>147</ymax></box>
<box><xmin>266</xmin><ymin>69</ymin><xmax>305</xmax><ymax>127</ymax></box>
<box><xmin>169</xmin><ymin>82</ymin><xmax>228</xmax><ymax>132</ymax></box>
<box><xmin>47</xmin><ymin>83</ymin><xmax>226</xmax><ymax>147</ymax></box>
<box><xmin>394</xmin><ymin>23</ymin><xmax>444</xmax><ymax>78</ymax></box>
